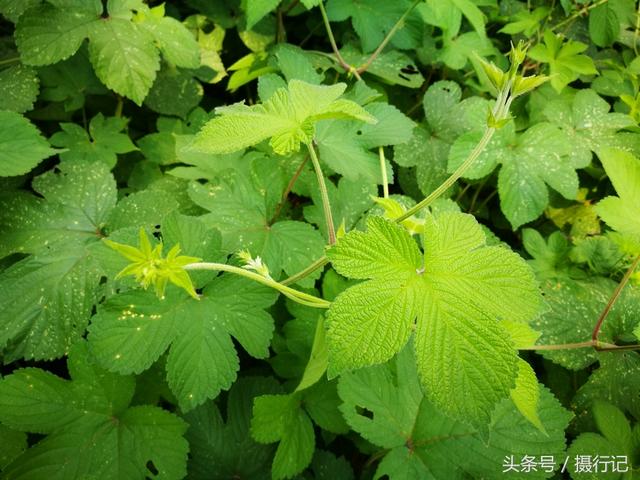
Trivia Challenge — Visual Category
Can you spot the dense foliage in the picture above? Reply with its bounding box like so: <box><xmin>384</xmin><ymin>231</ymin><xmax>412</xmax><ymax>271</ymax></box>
<box><xmin>1</xmin><ymin>0</ymin><xmax>640</xmax><ymax>478</ymax></box>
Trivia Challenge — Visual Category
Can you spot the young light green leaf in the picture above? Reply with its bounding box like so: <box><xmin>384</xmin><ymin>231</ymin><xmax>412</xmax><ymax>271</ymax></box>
<box><xmin>510</xmin><ymin>359</ymin><xmax>545</xmax><ymax>432</ymax></box>
<box><xmin>328</xmin><ymin>213</ymin><xmax>541</xmax><ymax>427</ymax></box>
<box><xmin>88</xmin><ymin>18</ymin><xmax>160</xmax><ymax>105</ymax></box>
<box><xmin>0</xmin><ymin>110</ymin><xmax>57</xmax><ymax>177</ymax></box>
<box><xmin>595</xmin><ymin>148</ymin><xmax>640</xmax><ymax>240</ymax></box>
<box><xmin>193</xmin><ymin>79</ymin><xmax>376</xmax><ymax>155</ymax></box>
<box><xmin>528</xmin><ymin>31</ymin><xmax>598</xmax><ymax>92</ymax></box>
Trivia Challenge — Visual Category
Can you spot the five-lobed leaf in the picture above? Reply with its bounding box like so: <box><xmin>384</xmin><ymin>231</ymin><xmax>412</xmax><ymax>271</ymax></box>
<box><xmin>193</xmin><ymin>79</ymin><xmax>376</xmax><ymax>155</ymax></box>
<box><xmin>327</xmin><ymin>213</ymin><xmax>541</xmax><ymax>428</ymax></box>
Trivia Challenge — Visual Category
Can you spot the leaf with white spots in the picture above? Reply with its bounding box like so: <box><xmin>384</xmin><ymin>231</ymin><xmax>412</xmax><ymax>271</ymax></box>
<box><xmin>0</xmin><ymin>161</ymin><xmax>117</xmax><ymax>257</ymax></box>
<box><xmin>188</xmin><ymin>162</ymin><xmax>325</xmax><ymax>287</ymax></box>
<box><xmin>0</xmin><ymin>341</ymin><xmax>189</xmax><ymax>480</ymax></box>
<box><xmin>449</xmin><ymin>122</ymin><xmax>574</xmax><ymax>229</ymax></box>
<box><xmin>0</xmin><ymin>247</ymin><xmax>102</xmax><ymax>362</ymax></box>
<box><xmin>88</xmin><ymin>18</ymin><xmax>160</xmax><ymax>105</ymax></box>
<box><xmin>0</xmin><ymin>64</ymin><xmax>40</xmax><ymax>113</ymax></box>
<box><xmin>49</xmin><ymin>113</ymin><xmax>137</xmax><ymax>168</ymax></box>
<box><xmin>88</xmin><ymin>274</ymin><xmax>277</xmax><ymax>412</ymax></box>
<box><xmin>0</xmin><ymin>110</ymin><xmax>57</xmax><ymax>177</ymax></box>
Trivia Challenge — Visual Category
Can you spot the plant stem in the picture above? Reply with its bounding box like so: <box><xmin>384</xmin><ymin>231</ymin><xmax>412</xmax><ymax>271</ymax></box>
<box><xmin>395</xmin><ymin>126</ymin><xmax>496</xmax><ymax>222</ymax></box>
<box><xmin>269</xmin><ymin>154</ymin><xmax>309</xmax><ymax>225</ymax></box>
<box><xmin>550</xmin><ymin>0</ymin><xmax>608</xmax><ymax>32</ymax></box>
<box><xmin>0</xmin><ymin>56</ymin><xmax>20</xmax><ymax>66</ymax></box>
<box><xmin>307</xmin><ymin>142</ymin><xmax>336</xmax><ymax>245</ymax></box>
<box><xmin>356</xmin><ymin>0</ymin><xmax>421</xmax><ymax>74</ymax></box>
<box><xmin>379</xmin><ymin>146</ymin><xmax>389</xmax><ymax>198</ymax></box>
<box><xmin>184</xmin><ymin>262</ymin><xmax>331</xmax><ymax>308</ymax></box>
<box><xmin>114</xmin><ymin>95</ymin><xmax>123</xmax><ymax>118</ymax></box>
<box><xmin>318</xmin><ymin>1</ymin><xmax>361</xmax><ymax>80</ymax></box>
<box><xmin>281</xmin><ymin>255</ymin><xmax>330</xmax><ymax>286</ymax></box>
<box><xmin>592</xmin><ymin>254</ymin><xmax>640</xmax><ymax>341</ymax></box>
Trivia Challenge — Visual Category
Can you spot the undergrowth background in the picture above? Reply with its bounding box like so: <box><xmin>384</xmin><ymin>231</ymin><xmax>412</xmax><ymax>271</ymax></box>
<box><xmin>1</xmin><ymin>0</ymin><xmax>640</xmax><ymax>479</ymax></box>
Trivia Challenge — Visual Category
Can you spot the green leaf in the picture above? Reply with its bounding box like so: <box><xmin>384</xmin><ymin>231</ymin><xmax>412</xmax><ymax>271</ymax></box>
<box><xmin>544</xmin><ymin>89</ymin><xmax>635</xmax><ymax>168</ymax></box>
<box><xmin>15</xmin><ymin>1</ymin><xmax>102</xmax><ymax>65</ymax></box>
<box><xmin>338</xmin><ymin>348</ymin><xmax>572</xmax><ymax>479</ymax></box>
<box><xmin>0</xmin><ymin>341</ymin><xmax>189</xmax><ymax>480</ymax></box>
<box><xmin>450</xmin><ymin>122</ymin><xmax>575</xmax><ymax>228</ymax></box>
<box><xmin>327</xmin><ymin>213</ymin><xmax>540</xmax><ymax>427</ymax></box>
<box><xmin>50</xmin><ymin>113</ymin><xmax>137</xmax><ymax>168</ymax></box>
<box><xmin>0</xmin><ymin>425</ymin><xmax>27</xmax><ymax>470</ymax></box>
<box><xmin>88</xmin><ymin>273</ymin><xmax>277</xmax><ymax>412</ymax></box>
<box><xmin>0</xmin><ymin>0</ymin><xmax>41</xmax><ymax>22</ymax></box>
<box><xmin>137</xmin><ymin>8</ymin><xmax>200</xmax><ymax>69</ymax></box>
<box><xmin>0</xmin><ymin>161</ymin><xmax>116</xmax><ymax>256</ymax></box>
<box><xmin>184</xmin><ymin>377</ymin><xmax>281</xmax><ymax>480</ymax></box>
<box><xmin>193</xmin><ymin>79</ymin><xmax>376</xmax><ymax>155</ymax></box>
<box><xmin>244</xmin><ymin>0</ymin><xmax>281</xmax><ymax>30</ymax></box>
<box><xmin>589</xmin><ymin>2</ymin><xmax>620</xmax><ymax>47</ymax></box>
<box><xmin>522</xmin><ymin>229</ymin><xmax>572</xmax><ymax>279</ymax></box>
<box><xmin>88</xmin><ymin>18</ymin><xmax>160</xmax><ymax>105</ymax></box>
<box><xmin>395</xmin><ymin>81</ymin><xmax>487</xmax><ymax>195</ymax></box>
<box><xmin>0</xmin><ymin>64</ymin><xmax>40</xmax><ymax>113</ymax></box>
<box><xmin>144</xmin><ymin>66</ymin><xmax>203</xmax><ymax>118</ymax></box>
<box><xmin>326</xmin><ymin>0</ymin><xmax>422</xmax><ymax>53</ymax></box>
<box><xmin>251</xmin><ymin>392</ymin><xmax>316</xmax><ymax>480</ymax></box>
<box><xmin>532</xmin><ymin>277</ymin><xmax>640</xmax><ymax>371</ymax></box>
<box><xmin>528</xmin><ymin>31</ymin><xmax>598</xmax><ymax>92</ymax></box>
<box><xmin>0</xmin><ymin>110</ymin><xmax>56</xmax><ymax>177</ymax></box>
<box><xmin>187</xmin><ymin>160</ymin><xmax>326</xmax><ymax>285</ymax></box>
<box><xmin>340</xmin><ymin>46</ymin><xmax>425</xmax><ymax>88</ymax></box>
<box><xmin>595</xmin><ymin>148</ymin><xmax>640</xmax><ymax>240</ymax></box>
<box><xmin>510</xmin><ymin>359</ymin><xmax>544</xmax><ymax>432</ymax></box>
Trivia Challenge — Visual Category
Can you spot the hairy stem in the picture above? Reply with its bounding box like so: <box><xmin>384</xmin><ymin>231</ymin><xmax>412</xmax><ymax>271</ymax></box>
<box><xmin>356</xmin><ymin>0</ymin><xmax>421</xmax><ymax>74</ymax></box>
<box><xmin>184</xmin><ymin>262</ymin><xmax>331</xmax><ymax>308</ymax></box>
<box><xmin>379</xmin><ymin>146</ymin><xmax>389</xmax><ymax>198</ymax></box>
<box><xmin>281</xmin><ymin>255</ymin><xmax>330</xmax><ymax>286</ymax></box>
<box><xmin>592</xmin><ymin>254</ymin><xmax>640</xmax><ymax>341</ymax></box>
<box><xmin>307</xmin><ymin>142</ymin><xmax>336</xmax><ymax>244</ymax></box>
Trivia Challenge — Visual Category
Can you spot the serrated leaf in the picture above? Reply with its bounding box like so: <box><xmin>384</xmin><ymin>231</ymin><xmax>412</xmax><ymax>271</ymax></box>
<box><xmin>595</xmin><ymin>148</ymin><xmax>640</xmax><ymax>240</ymax></box>
<box><xmin>528</xmin><ymin>31</ymin><xmax>598</xmax><ymax>92</ymax></box>
<box><xmin>244</xmin><ymin>0</ymin><xmax>281</xmax><ymax>30</ymax></box>
<box><xmin>589</xmin><ymin>2</ymin><xmax>620</xmax><ymax>47</ymax></box>
<box><xmin>187</xmin><ymin>162</ymin><xmax>325</xmax><ymax>285</ymax></box>
<box><xmin>337</xmin><ymin>348</ymin><xmax>572</xmax><ymax>480</ymax></box>
<box><xmin>544</xmin><ymin>90</ymin><xmax>634</xmax><ymax>168</ymax></box>
<box><xmin>510</xmin><ymin>359</ymin><xmax>544</xmax><ymax>432</ymax></box>
<box><xmin>0</xmin><ymin>110</ymin><xmax>56</xmax><ymax>177</ymax></box>
<box><xmin>88</xmin><ymin>273</ymin><xmax>276</xmax><ymax>412</ymax></box>
<box><xmin>326</xmin><ymin>0</ymin><xmax>422</xmax><ymax>53</ymax></box>
<box><xmin>327</xmin><ymin>213</ymin><xmax>540</xmax><ymax>427</ymax></box>
<box><xmin>0</xmin><ymin>341</ymin><xmax>188</xmax><ymax>480</ymax></box>
<box><xmin>194</xmin><ymin>79</ymin><xmax>375</xmax><ymax>155</ymax></box>
<box><xmin>251</xmin><ymin>393</ymin><xmax>316</xmax><ymax>480</ymax></box>
<box><xmin>0</xmin><ymin>64</ymin><xmax>40</xmax><ymax>112</ymax></box>
<box><xmin>138</xmin><ymin>12</ymin><xmax>200</xmax><ymax>68</ymax></box>
<box><xmin>532</xmin><ymin>278</ymin><xmax>640</xmax><ymax>371</ymax></box>
<box><xmin>88</xmin><ymin>18</ymin><xmax>160</xmax><ymax>105</ymax></box>
<box><xmin>50</xmin><ymin>113</ymin><xmax>137</xmax><ymax>168</ymax></box>
<box><xmin>0</xmin><ymin>425</ymin><xmax>27</xmax><ymax>469</ymax></box>
<box><xmin>450</xmin><ymin>122</ymin><xmax>574</xmax><ymax>229</ymax></box>
<box><xmin>184</xmin><ymin>377</ymin><xmax>281</xmax><ymax>479</ymax></box>
<box><xmin>15</xmin><ymin>1</ymin><xmax>102</xmax><ymax>65</ymax></box>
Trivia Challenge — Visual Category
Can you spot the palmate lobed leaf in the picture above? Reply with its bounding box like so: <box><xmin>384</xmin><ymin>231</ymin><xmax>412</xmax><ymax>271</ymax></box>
<box><xmin>327</xmin><ymin>213</ymin><xmax>541</xmax><ymax>429</ymax></box>
<box><xmin>192</xmin><ymin>79</ymin><xmax>376</xmax><ymax>155</ymax></box>
<box><xmin>0</xmin><ymin>341</ymin><xmax>189</xmax><ymax>479</ymax></box>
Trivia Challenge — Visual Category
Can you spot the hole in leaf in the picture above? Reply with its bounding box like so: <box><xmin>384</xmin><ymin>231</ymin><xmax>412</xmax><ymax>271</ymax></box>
<box><xmin>146</xmin><ymin>461</ymin><xmax>159</xmax><ymax>476</ymax></box>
